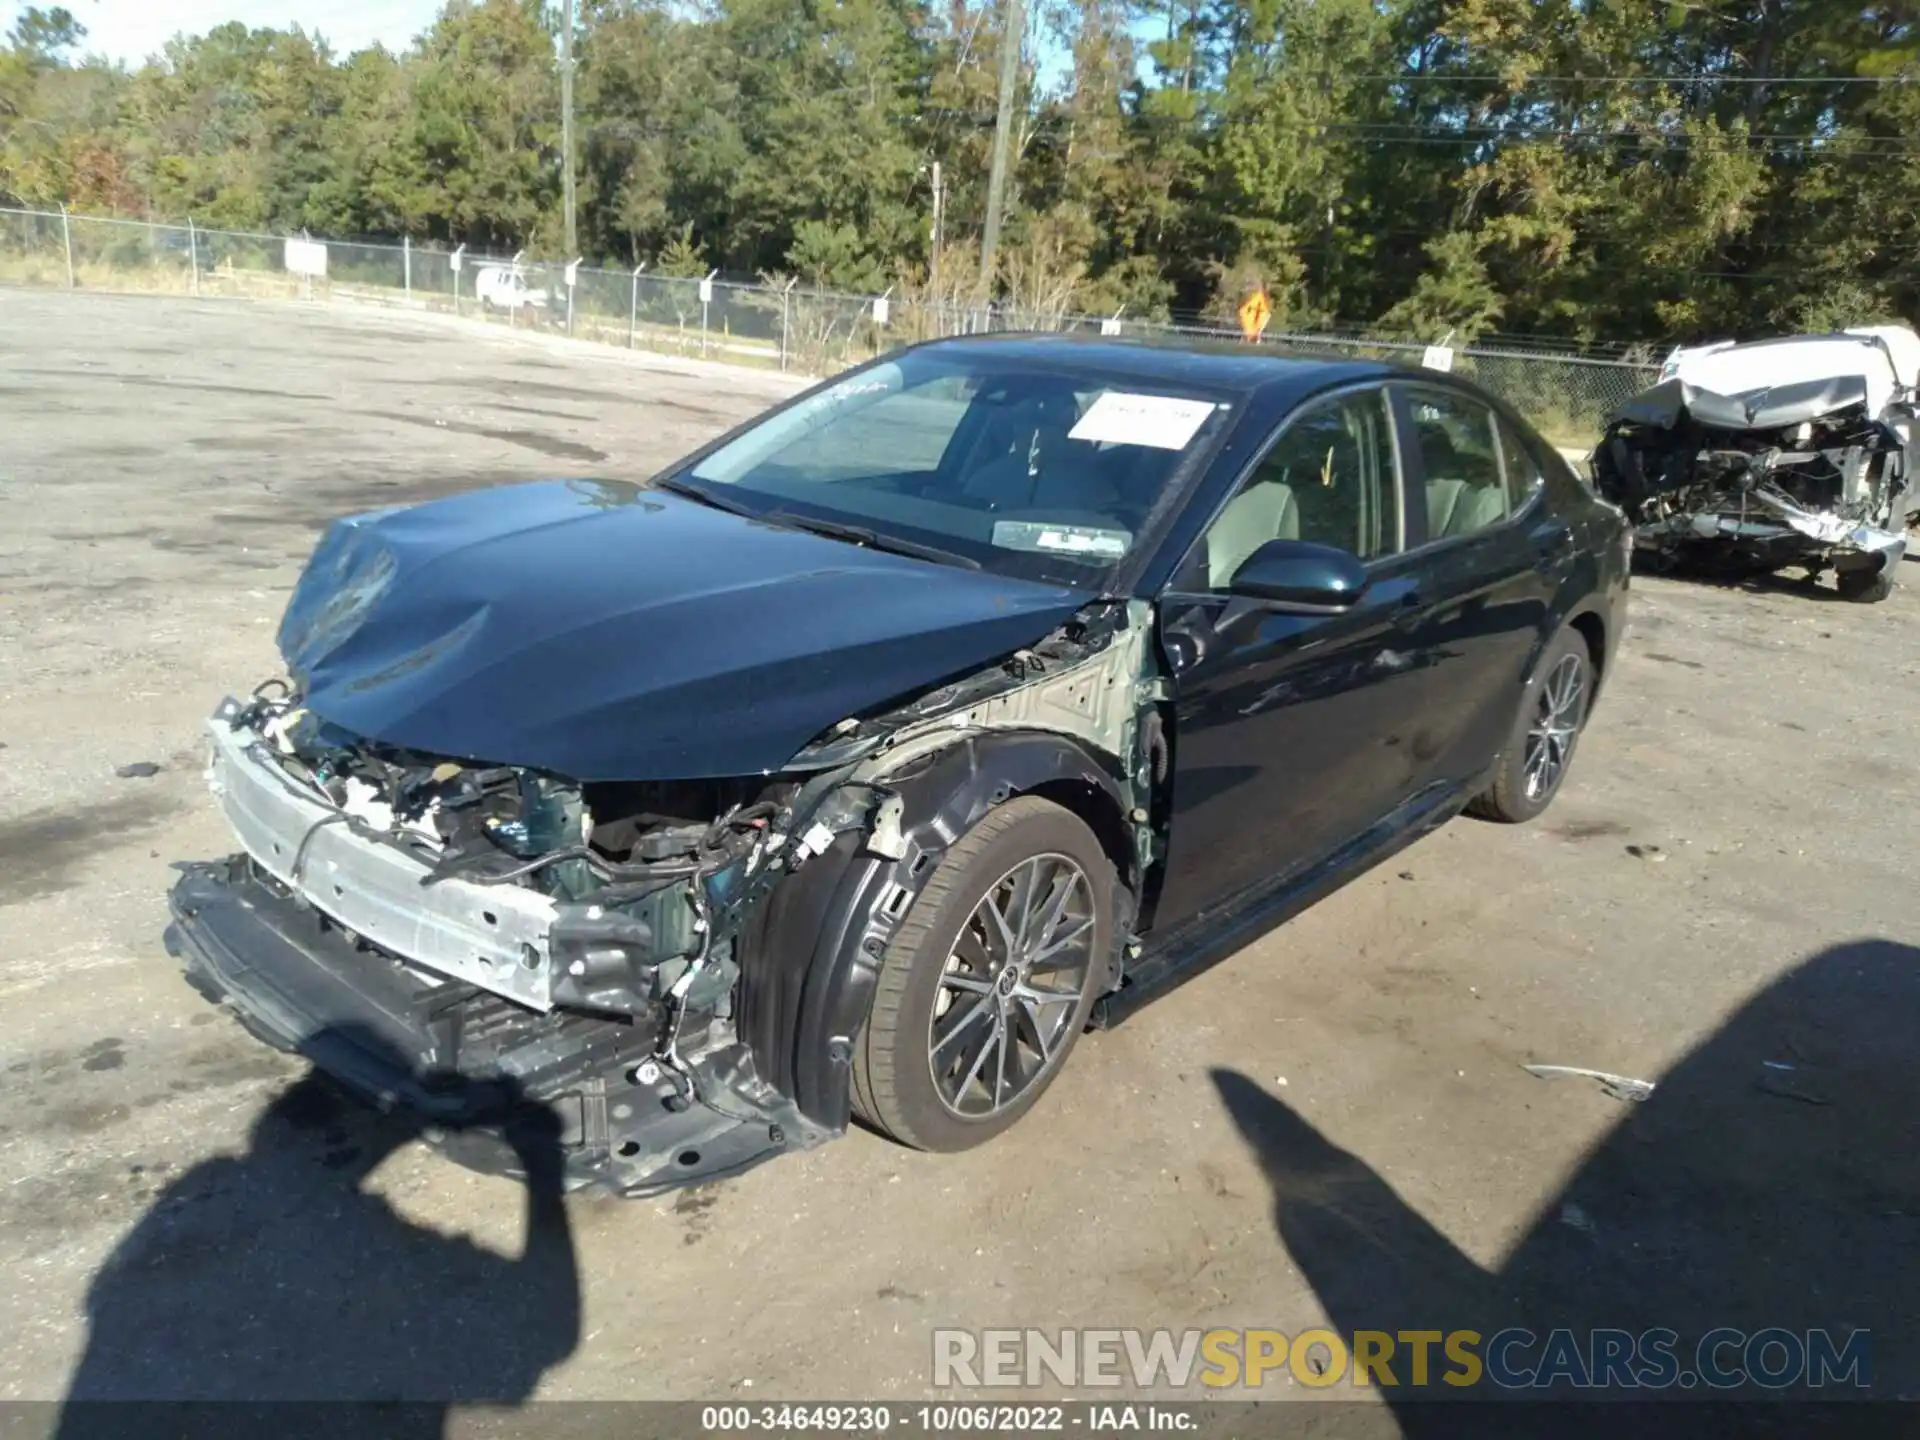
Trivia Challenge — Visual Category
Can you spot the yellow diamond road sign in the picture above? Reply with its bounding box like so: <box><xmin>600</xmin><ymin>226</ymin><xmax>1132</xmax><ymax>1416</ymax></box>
<box><xmin>1238</xmin><ymin>290</ymin><xmax>1272</xmax><ymax>341</ymax></box>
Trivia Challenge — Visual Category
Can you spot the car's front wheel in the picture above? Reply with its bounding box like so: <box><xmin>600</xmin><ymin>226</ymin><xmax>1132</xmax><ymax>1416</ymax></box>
<box><xmin>1468</xmin><ymin>627</ymin><xmax>1593</xmax><ymax>824</ymax></box>
<box><xmin>852</xmin><ymin>797</ymin><xmax>1112</xmax><ymax>1152</ymax></box>
<box><xmin>1836</xmin><ymin>561</ymin><xmax>1896</xmax><ymax>603</ymax></box>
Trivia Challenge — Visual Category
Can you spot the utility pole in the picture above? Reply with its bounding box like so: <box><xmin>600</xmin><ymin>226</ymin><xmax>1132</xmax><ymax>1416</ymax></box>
<box><xmin>978</xmin><ymin>0</ymin><xmax>1023</xmax><ymax>298</ymax></box>
<box><xmin>928</xmin><ymin>159</ymin><xmax>944</xmax><ymax>334</ymax></box>
<box><xmin>560</xmin><ymin>0</ymin><xmax>578</xmax><ymax>260</ymax></box>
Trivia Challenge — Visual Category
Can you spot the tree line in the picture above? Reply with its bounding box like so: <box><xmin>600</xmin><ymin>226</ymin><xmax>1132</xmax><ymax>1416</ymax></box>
<box><xmin>2</xmin><ymin>0</ymin><xmax>1914</xmax><ymax>344</ymax></box>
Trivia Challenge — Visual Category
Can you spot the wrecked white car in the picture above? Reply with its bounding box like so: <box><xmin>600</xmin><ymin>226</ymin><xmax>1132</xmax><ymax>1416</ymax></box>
<box><xmin>1594</xmin><ymin>325</ymin><xmax>1917</xmax><ymax>601</ymax></box>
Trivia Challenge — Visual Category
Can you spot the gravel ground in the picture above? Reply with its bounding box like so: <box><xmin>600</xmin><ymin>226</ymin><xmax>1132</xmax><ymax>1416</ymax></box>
<box><xmin>2</xmin><ymin>290</ymin><xmax>1917</xmax><ymax>1426</ymax></box>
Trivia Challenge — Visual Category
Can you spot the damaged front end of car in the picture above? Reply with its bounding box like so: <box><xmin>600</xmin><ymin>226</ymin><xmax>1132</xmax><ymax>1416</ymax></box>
<box><xmin>168</xmin><ymin>602</ymin><xmax>1165</xmax><ymax>1196</ymax></box>
<box><xmin>1593</xmin><ymin>333</ymin><xmax>1915</xmax><ymax>600</ymax></box>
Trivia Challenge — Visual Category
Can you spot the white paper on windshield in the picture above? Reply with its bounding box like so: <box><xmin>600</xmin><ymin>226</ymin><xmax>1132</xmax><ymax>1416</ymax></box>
<box><xmin>991</xmin><ymin>520</ymin><xmax>1131</xmax><ymax>559</ymax></box>
<box><xmin>1068</xmin><ymin>392</ymin><xmax>1217</xmax><ymax>451</ymax></box>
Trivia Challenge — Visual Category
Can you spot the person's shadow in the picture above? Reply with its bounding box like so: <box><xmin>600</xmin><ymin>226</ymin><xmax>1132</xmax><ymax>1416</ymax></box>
<box><xmin>56</xmin><ymin>1024</ymin><xmax>580</xmax><ymax>1440</ymax></box>
<box><xmin>1213</xmin><ymin>939</ymin><xmax>1920</xmax><ymax>1433</ymax></box>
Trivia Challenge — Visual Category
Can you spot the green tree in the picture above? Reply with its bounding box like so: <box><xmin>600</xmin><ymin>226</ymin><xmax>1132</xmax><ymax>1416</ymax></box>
<box><xmin>8</xmin><ymin>6</ymin><xmax>86</xmax><ymax>64</ymax></box>
<box><xmin>1376</xmin><ymin>229</ymin><xmax>1504</xmax><ymax>342</ymax></box>
<box><xmin>786</xmin><ymin>219</ymin><xmax>889</xmax><ymax>292</ymax></box>
<box><xmin>1</xmin><ymin>0</ymin><xmax>1913</xmax><ymax>347</ymax></box>
<box><xmin>653</xmin><ymin>219</ymin><xmax>705</xmax><ymax>276</ymax></box>
<box><xmin>405</xmin><ymin>0</ymin><xmax>559</xmax><ymax>247</ymax></box>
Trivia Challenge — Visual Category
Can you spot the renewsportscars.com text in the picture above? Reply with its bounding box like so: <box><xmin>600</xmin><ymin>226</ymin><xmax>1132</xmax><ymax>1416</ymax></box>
<box><xmin>933</xmin><ymin>1326</ymin><xmax>1870</xmax><ymax>1392</ymax></box>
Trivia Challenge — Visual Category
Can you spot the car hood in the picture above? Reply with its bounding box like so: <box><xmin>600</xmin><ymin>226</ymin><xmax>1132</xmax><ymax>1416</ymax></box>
<box><xmin>278</xmin><ymin>478</ymin><xmax>1088</xmax><ymax>780</ymax></box>
<box><xmin>1612</xmin><ymin>374</ymin><xmax>1877</xmax><ymax>432</ymax></box>
<box><xmin>1632</xmin><ymin>328</ymin><xmax>1920</xmax><ymax>432</ymax></box>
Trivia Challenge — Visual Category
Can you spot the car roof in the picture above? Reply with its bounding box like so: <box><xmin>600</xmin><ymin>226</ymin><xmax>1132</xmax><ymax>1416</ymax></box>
<box><xmin>912</xmin><ymin>332</ymin><xmax>1398</xmax><ymax>402</ymax></box>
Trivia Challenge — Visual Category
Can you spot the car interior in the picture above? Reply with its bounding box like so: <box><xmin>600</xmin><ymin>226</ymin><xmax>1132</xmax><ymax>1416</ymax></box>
<box><xmin>716</xmin><ymin>368</ymin><xmax>1526</xmax><ymax>584</ymax></box>
<box><xmin>946</xmin><ymin>379</ymin><xmax>1175</xmax><ymax>533</ymax></box>
<box><xmin>1409</xmin><ymin>394</ymin><xmax>1512</xmax><ymax>542</ymax></box>
<box><xmin>1202</xmin><ymin>397</ymin><xmax>1385</xmax><ymax>587</ymax></box>
<box><xmin>697</xmin><ymin>370</ymin><xmax>1211</xmax><ymax>573</ymax></box>
<box><xmin>1193</xmin><ymin>387</ymin><xmax>1526</xmax><ymax>590</ymax></box>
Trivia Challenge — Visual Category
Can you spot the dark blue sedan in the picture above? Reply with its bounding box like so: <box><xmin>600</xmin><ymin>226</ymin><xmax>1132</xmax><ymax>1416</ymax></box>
<box><xmin>167</xmin><ymin>335</ymin><xmax>1630</xmax><ymax>1192</ymax></box>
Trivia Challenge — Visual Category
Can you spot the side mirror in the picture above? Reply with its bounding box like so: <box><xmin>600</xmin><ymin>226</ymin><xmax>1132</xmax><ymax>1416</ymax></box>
<box><xmin>1228</xmin><ymin>538</ymin><xmax>1368</xmax><ymax>612</ymax></box>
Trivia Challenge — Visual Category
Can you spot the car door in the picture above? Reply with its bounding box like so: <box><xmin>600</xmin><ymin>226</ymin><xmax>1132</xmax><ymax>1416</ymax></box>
<box><xmin>1388</xmin><ymin>384</ymin><xmax>1572</xmax><ymax>791</ymax></box>
<box><xmin>1153</xmin><ymin>384</ymin><xmax>1428</xmax><ymax>933</ymax></box>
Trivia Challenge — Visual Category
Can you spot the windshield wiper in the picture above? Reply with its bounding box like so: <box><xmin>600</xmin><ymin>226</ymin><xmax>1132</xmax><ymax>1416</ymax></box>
<box><xmin>649</xmin><ymin>474</ymin><xmax>763</xmax><ymax>518</ymax></box>
<box><xmin>762</xmin><ymin>512</ymin><xmax>981</xmax><ymax>570</ymax></box>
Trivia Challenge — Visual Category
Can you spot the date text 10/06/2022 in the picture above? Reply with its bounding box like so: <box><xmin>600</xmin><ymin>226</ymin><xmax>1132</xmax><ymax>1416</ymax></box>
<box><xmin>701</xmin><ymin>1404</ymin><xmax>1196</xmax><ymax>1432</ymax></box>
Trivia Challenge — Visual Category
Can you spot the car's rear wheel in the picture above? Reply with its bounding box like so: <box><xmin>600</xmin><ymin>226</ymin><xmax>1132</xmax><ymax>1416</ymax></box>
<box><xmin>1468</xmin><ymin>628</ymin><xmax>1592</xmax><ymax>824</ymax></box>
<box><xmin>852</xmin><ymin>797</ymin><xmax>1111</xmax><ymax>1152</ymax></box>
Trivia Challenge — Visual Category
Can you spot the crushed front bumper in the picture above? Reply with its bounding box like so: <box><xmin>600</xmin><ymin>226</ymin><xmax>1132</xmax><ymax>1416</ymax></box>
<box><xmin>166</xmin><ymin>856</ymin><xmax>816</xmax><ymax>1195</ymax></box>
<box><xmin>202</xmin><ymin>708</ymin><xmax>561</xmax><ymax>1012</ymax></box>
<box><xmin>1633</xmin><ymin>505</ymin><xmax>1908</xmax><ymax>572</ymax></box>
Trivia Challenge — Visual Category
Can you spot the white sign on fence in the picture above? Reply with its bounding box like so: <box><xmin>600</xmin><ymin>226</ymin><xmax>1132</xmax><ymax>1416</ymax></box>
<box><xmin>872</xmin><ymin>296</ymin><xmax>890</xmax><ymax>326</ymax></box>
<box><xmin>1421</xmin><ymin>344</ymin><xmax>1455</xmax><ymax>373</ymax></box>
<box><xmin>284</xmin><ymin>238</ymin><xmax>328</xmax><ymax>278</ymax></box>
<box><xmin>698</xmin><ymin>277</ymin><xmax>714</xmax><ymax>304</ymax></box>
<box><xmin>1099</xmin><ymin>317</ymin><xmax>1122</xmax><ymax>336</ymax></box>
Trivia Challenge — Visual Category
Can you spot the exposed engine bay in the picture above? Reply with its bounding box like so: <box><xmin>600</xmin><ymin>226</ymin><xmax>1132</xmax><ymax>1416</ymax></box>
<box><xmin>1593</xmin><ymin>326</ymin><xmax>1917</xmax><ymax>600</ymax></box>
<box><xmin>172</xmin><ymin>601</ymin><xmax>1162</xmax><ymax>1195</ymax></box>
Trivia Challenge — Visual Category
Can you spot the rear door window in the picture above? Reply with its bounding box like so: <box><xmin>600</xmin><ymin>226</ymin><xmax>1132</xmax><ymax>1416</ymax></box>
<box><xmin>1405</xmin><ymin>389</ymin><xmax>1511</xmax><ymax>542</ymax></box>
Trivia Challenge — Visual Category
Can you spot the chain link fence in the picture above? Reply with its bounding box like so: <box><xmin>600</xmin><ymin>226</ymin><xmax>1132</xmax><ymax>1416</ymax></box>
<box><xmin>0</xmin><ymin>204</ymin><xmax>1659</xmax><ymax>447</ymax></box>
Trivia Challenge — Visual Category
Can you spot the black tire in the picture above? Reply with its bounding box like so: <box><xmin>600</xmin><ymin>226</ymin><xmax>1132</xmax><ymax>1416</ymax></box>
<box><xmin>1836</xmin><ymin>563</ymin><xmax>1895</xmax><ymax>603</ymax></box>
<box><xmin>851</xmin><ymin>796</ymin><xmax>1113</xmax><ymax>1152</ymax></box>
<box><xmin>1467</xmin><ymin>627</ymin><xmax>1593</xmax><ymax>824</ymax></box>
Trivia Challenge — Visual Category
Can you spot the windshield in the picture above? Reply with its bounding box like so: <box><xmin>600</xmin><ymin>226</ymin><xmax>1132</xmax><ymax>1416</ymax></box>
<box><xmin>681</xmin><ymin>349</ymin><xmax>1234</xmax><ymax>586</ymax></box>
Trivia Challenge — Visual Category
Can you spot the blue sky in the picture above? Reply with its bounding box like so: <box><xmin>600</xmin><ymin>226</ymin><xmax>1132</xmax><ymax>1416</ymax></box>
<box><xmin>3</xmin><ymin>0</ymin><xmax>448</xmax><ymax>64</ymax></box>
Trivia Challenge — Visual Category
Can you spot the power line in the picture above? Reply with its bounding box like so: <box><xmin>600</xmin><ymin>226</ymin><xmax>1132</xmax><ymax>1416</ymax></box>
<box><xmin>1315</xmin><ymin>121</ymin><xmax>1920</xmax><ymax>152</ymax></box>
<box><xmin>1321</xmin><ymin>122</ymin><xmax>1908</xmax><ymax>141</ymax></box>
<box><xmin>1000</xmin><ymin>112</ymin><xmax>1920</xmax><ymax>158</ymax></box>
<box><xmin>1329</xmin><ymin>72</ymin><xmax>1917</xmax><ymax>86</ymax></box>
<box><xmin>980</xmin><ymin>101</ymin><xmax>1920</xmax><ymax>158</ymax></box>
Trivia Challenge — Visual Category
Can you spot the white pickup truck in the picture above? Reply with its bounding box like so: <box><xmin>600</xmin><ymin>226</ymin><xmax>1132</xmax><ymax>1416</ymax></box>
<box><xmin>473</xmin><ymin>264</ymin><xmax>547</xmax><ymax>316</ymax></box>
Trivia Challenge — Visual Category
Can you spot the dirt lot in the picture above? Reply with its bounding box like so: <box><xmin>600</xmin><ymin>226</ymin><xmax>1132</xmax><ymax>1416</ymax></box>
<box><xmin>2</xmin><ymin>290</ymin><xmax>1917</xmax><ymax>1420</ymax></box>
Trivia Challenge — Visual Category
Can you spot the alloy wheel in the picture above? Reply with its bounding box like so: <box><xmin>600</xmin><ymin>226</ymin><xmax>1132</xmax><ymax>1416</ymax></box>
<box><xmin>927</xmin><ymin>853</ymin><xmax>1096</xmax><ymax>1119</ymax></box>
<box><xmin>1523</xmin><ymin>652</ymin><xmax>1586</xmax><ymax>800</ymax></box>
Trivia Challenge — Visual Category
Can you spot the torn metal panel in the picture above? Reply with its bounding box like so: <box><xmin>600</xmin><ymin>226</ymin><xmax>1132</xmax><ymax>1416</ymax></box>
<box><xmin>716</xmin><ymin>602</ymin><xmax>1170</xmax><ymax>1127</ymax></box>
<box><xmin>848</xmin><ymin>601</ymin><xmax>1157</xmax><ymax>780</ymax></box>
<box><xmin>1656</xmin><ymin>326</ymin><xmax>1918</xmax><ymax>417</ymax></box>
<box><xmin>838</xmin><ymin>599</ymin><xmax>1167</xmax><ymax>886</ymax></box>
